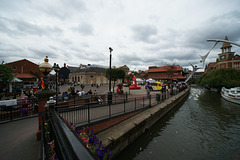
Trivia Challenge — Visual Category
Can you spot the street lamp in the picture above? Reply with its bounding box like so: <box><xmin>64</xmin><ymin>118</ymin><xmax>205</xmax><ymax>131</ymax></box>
<box><xmin>108</xmin><ymin>47</ymin><xmax>113</xmax><ymax>104</ymax></box>
<box><xmin>39</xmin><ymin>56</ymin><xmax>53</xmax><ymax>89</ymax></box>
<box><xmin>52</xmin><ymin>63</ymin><xmax>60</xmax><ymax>105</ymax></box>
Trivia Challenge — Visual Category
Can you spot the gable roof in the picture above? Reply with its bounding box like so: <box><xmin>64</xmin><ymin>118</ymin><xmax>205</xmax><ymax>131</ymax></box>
<box><xmin>7</xmin><ymin>59</ymin><xmax>38</xmax><ymax>66</ymax></box>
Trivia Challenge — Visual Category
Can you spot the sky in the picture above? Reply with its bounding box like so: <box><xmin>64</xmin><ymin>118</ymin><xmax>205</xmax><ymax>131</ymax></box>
<box><xmin>0</xmin><ymin>0</ymin><xmax>240</xmax><ymax>72</ymax></box>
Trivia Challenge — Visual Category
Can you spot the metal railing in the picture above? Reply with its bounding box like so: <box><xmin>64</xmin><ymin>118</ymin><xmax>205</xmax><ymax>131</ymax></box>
<box><xmin>39</xmin><ymin>109</ymin><xmax>95</xmax><ymax>160</ymax></box>
<box><xmin>54</xmin><ymin>86</ymin><xmax>188</xmax><ymax>127</ymax></box>
<box><xmin>0</xmin><ymin>98</ymin><xmax>38</xmax><ymax>122</ymax></box>
<box><xmin>39</xmin><ymin>85</ymin><xmax>188</xmax><ymax>159</ymax></box>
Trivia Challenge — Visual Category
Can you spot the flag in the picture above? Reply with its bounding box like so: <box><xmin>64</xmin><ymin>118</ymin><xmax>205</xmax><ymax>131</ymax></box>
<box><xmin>41</xmin><ymin>80</ymin><xmax>45</xmax><ymax>89</ymax></box>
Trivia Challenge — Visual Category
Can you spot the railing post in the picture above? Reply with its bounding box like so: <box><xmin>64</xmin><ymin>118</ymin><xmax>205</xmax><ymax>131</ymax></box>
<box><xmin>135</xmin><ymin>98</ymin><xmax>137</xmax><ymax>110</ymax></box>
<box><xmin>10</xmin><ymin>106</ymin><xmax>13</xmax><ymax>120</ymax></box>
<box><xmin>109</xmin><ymin>104</ymin><xmax>111</xmax><ymax>118</ymax></box>
<box><xmin>143</xmin><ymin>97</ymin><xmax>144</xmax><ymax>108</ymax></box>
<box><xmin>124</xmin><ymin>99</ymin><xmax>126</xmax><ymax>113</ymax></box>
<box><xmin>149</xmin><ymin>95</ymin><xmax>151</xmax><ymax>107</ymax></box>
<box><xmin>88</xmin><ymin>104</ymin><xmax>90</xmax><ymax>123</ymax></box>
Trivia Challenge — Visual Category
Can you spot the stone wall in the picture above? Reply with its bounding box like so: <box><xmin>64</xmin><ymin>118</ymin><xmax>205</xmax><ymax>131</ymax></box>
<box><xmin>97</xmin><ymin>87</ymin><xmax>190</xmax><ymax>158</ymax></box>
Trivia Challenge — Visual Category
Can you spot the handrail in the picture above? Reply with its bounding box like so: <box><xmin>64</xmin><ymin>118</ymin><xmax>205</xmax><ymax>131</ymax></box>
<box><xmin>49</xmin><ymin>109</ymin><xmax>95</xmax><ymax>160</ymax></box>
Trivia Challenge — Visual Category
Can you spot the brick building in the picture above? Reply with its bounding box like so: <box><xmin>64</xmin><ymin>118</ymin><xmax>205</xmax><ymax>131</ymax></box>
<box><xmin>7</xmin><ymin>59</ymin><xmax>43</xmax><ymax>87</ymax></box>
<box><xmin>147</xmin><ymin>65</ymin><xmax>186</xmax><ymax>81</ymax></box>
<box><xmin>205</xmin><ymin>36</ymin><xmax>240</xmax><ymax>71</ymax></box>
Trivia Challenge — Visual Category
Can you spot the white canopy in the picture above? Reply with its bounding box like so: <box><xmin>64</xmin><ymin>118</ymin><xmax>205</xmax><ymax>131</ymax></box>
<box><xmin>136</xmin><ymin>78</ymin><xmax>143</xmax><ymax>82</ymax></box>
<box><xmin>12</xmin><ymin>77</ymin><xmax>23</xmax><ymax>82</ymax></box>
<box><xmin>146</xmin><ymin>78</ymin><xmax>156</xmax><ymax>83</ymax></box>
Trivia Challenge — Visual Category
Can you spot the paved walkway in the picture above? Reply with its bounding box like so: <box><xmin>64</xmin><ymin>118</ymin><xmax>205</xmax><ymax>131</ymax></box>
<box><xmin>0</xmin><ymin>117</ymin><xmax>40</xmax><ymax>160</ymax></box>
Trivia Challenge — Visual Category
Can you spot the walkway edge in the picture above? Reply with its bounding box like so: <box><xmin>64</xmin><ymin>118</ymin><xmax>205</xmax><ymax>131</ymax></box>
<box><xmin>96</xmin><ymin>87</ymin><xmax>190</xmax><ymax>158</ymax></box>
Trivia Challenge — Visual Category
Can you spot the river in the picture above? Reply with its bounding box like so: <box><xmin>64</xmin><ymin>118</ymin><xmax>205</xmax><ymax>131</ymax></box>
<box><xmin>115</xmin><ymin>86</ymin><xmax>240</xmax><ymax>160</ymax></box>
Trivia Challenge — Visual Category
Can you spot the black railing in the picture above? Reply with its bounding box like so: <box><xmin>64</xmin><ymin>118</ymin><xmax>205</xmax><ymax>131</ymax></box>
<box><xmin>0</xmin><ymin>98</ymin><xmax>38</xmax><ymax>122</ymax></box>
<box><xmin>39</xmin><ymin>85</ymin><xmax>188</xmax><ymax>160</ymax></box>
<box><xmin>40</xmin><ymin>109</ymin><xmax>95</xmax><ymax>160</ymax></box>
<box><xmin>54</xmin><ymin>87</ymin><xmax>186</xmax><ymax>126</ymax></box>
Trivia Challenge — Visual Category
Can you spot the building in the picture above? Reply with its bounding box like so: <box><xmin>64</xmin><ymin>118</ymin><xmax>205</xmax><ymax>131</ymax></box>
<box><xmin>68</xmin><ymin>65</ymin><xmax>108</xmax><ymax>85</ymax></box>
<box><xmin>205</xmin><ymin>36</ymin><xmax>240</xmax><ymax>71</ymax></box>
<box><xmin>7</xmin><ymin>59</ymin><xmax>43</xmax><ymax>88</ymax></box>
<box><xmin>59</xmin><ymin>63</ymin><xmax>70</xmax><ymax>84</ymax></box>
<box><xmin>118</xmin><ymin>65</ymin><xmax>129</xmax><ymax>74</ymax></box>
<box><xmin>147</xmin><ymin>65</ymin><xmax>186</xmax><ymax>81</ymax></box>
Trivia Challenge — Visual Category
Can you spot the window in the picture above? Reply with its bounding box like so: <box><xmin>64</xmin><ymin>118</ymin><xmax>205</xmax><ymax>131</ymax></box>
<box><xmin>12</xmin><ymin>66</ymin><xmax>17</xmax><ymax>70</ymax></box>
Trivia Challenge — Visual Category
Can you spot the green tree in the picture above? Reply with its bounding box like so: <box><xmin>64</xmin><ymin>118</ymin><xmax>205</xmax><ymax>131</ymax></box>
<box><xmin>0</xmin><ymin>61</ymin><xmax>14</xmax><ymax>86</ymax></box>
<box><xmin>0</xmin><ymin>61</ymin><xmax>15</xmax><ymax>96</ymax></box>
<box><xmin>196</xmin><ymin>68</ymin><xmax>240</xmax><ymax>89</ymax></box>
<box><xmin>106</xmin><ymin>68</ymin><xmax>125</xmax><ymax>93</ymax></box>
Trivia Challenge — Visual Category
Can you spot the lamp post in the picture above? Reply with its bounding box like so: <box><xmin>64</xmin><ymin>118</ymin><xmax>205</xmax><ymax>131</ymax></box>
<box><xmin>52</xmin><ymin>63</ymin><xmax>60</xmax><ymax>105</ymax></box>
<box><xmin>108</xmin><ymin>47</ymin><xmax>113</xmax><ymax>104</ymax></box>
<box><xmin>39</xmin><ymin>56</ymin><xmax>53</xmax><ymax>89</ymax></box>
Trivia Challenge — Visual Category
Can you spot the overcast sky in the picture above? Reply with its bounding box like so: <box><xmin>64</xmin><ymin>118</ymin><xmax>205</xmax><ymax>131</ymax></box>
<box><xmin>0</xmin><ymin>0</ymin><xmax>240</xmax><ymax>71</ymax></box>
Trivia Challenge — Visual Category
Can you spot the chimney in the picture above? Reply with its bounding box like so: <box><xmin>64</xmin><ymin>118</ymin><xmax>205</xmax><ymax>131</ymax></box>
<box><xmin>64</xmin><ymin>63</ymin><xmax>66</xmax><ymax>67</ymax></box>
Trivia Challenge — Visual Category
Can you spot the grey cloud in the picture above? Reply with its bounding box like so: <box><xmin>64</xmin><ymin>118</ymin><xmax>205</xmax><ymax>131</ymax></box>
<box><xmin>28</xmin><ymin>48</ymin><xmax>57</xmax><ymax>60</ymax></box>
<box><xmin>37</xmin><ymin>0</ymin><xmax>86</xmax><ymax>21</ymax></box>
<box><xmin>131</xmin><ymin>24</ymin><xmax>158</xmax><ymax>44</ymax></box>
<box><xmin>0</xmin><ymin>17</ymin><xmax>63</xmax><ymax>37</ymax></box>
<box><xmin>184</xmin><ymin>10</ymin><xmax>240</xmax><ymax>50</ymax></box>
<box><xmin>72</xmin><ymin>23</ymin><xmax>94</xmax><ymax>36</ymax></box>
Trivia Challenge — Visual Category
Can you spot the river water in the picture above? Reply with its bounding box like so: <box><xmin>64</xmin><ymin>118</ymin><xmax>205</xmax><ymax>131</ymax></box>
<box><xmin>115</xmin><ymin>86</ymin><xmax>240</xmax><ymax>160</ymax></box>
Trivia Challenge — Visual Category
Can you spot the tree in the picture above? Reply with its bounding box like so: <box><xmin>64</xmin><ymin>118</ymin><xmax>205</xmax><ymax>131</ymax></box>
<box><xmin>106</xmin><ymin>68</ymin><xmax>125</xmax><ymax>93</ymax></box>
<box><xmin>126</xmin><ymin>72</ymin><xmax>134</xmax><ymax>94</ymax></box>
<box><xmin>0</xmin><ymin>61</ymin><xmax>15</xmax><ymax>92</ymax></box>
<box><xmin>164</xmin><ymin>63</ymin><xmax>176</xmax><ymax>83</ymax></box>
<box><xmin>196</xmin><ymin>68</ymin><xmax>240</xmax><ymax>89</ymax></box>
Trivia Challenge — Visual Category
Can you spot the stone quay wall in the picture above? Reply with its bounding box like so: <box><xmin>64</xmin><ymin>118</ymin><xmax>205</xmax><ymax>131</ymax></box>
<box><xmin>97</xmin><ymin>87</ymin><xmax>190</xmax><ymax>158</ymax></box>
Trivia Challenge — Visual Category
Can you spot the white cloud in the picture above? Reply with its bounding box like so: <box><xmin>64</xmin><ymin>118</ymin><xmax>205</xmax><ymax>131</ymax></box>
<box><xmin>0</xmin><ymin>0</ymin><xmax>240</xmax><ymax>71</ymax></box>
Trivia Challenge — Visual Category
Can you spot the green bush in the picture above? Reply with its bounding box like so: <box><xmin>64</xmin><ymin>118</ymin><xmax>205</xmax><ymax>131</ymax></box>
<box><xmin>196</xmin><ymin>68</ymin><xmax>240</xmax><ymax>88</ymax></box>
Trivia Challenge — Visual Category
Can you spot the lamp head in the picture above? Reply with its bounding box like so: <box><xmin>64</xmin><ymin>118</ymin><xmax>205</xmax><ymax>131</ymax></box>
<box><xmin>39</xmin><ymin>56</ymin><xmax>53</xmax><ymax>74</ymax></box>
<box><xmin>109</xmin><ymin>47</ymin><xmax>113</xmax><ymax>53</ymax></box>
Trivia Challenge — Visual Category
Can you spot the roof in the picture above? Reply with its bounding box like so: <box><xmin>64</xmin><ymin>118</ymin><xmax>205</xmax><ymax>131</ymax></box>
<box><xmin>68</xmin><ymin>66</ymin><xmax>80</xmax><ymax>73</ymax></box>
<box><xmin>221</xmin><ymin>36</ymin><xmax>232</xmax><ymax>49</ymax></box>
<box><xmin>148</xmin><ymin>65</ymin><xmax>183</xmax><ymax>73</ymax></box>
<box><xmin>7</xmin><ymin>59</ymin><xmax>38</xmax><ymax>66</ymax></box>
<box><xmin>16</xmin><ymin>73</ymin><xmax>36</xmax><ymax>79</ymax></box>
<box><xmin>150</xmin><ymin>75</ymin><xmax>186</xmax><ymax>80</ymax></box>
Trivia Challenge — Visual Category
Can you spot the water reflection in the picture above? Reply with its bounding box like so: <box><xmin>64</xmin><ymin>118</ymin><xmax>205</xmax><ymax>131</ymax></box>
<box><xmin>115</xmin><ymin>86</ymin><xmax>240</xmax><ymax>160</ymax></box>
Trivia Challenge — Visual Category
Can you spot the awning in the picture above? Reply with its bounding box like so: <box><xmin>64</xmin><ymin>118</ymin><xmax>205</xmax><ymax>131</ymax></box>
<box><xmin>12</xmin><ymin>77</ymin><xmax>23</xmax><ymax>82</ymax></box>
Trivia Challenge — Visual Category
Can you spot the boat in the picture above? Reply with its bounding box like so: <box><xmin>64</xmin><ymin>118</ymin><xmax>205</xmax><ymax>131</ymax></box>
<box><xmin>221</xmin><ymin>87</ymin><xmax>240</xmax><ymax>104</ymax></box>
